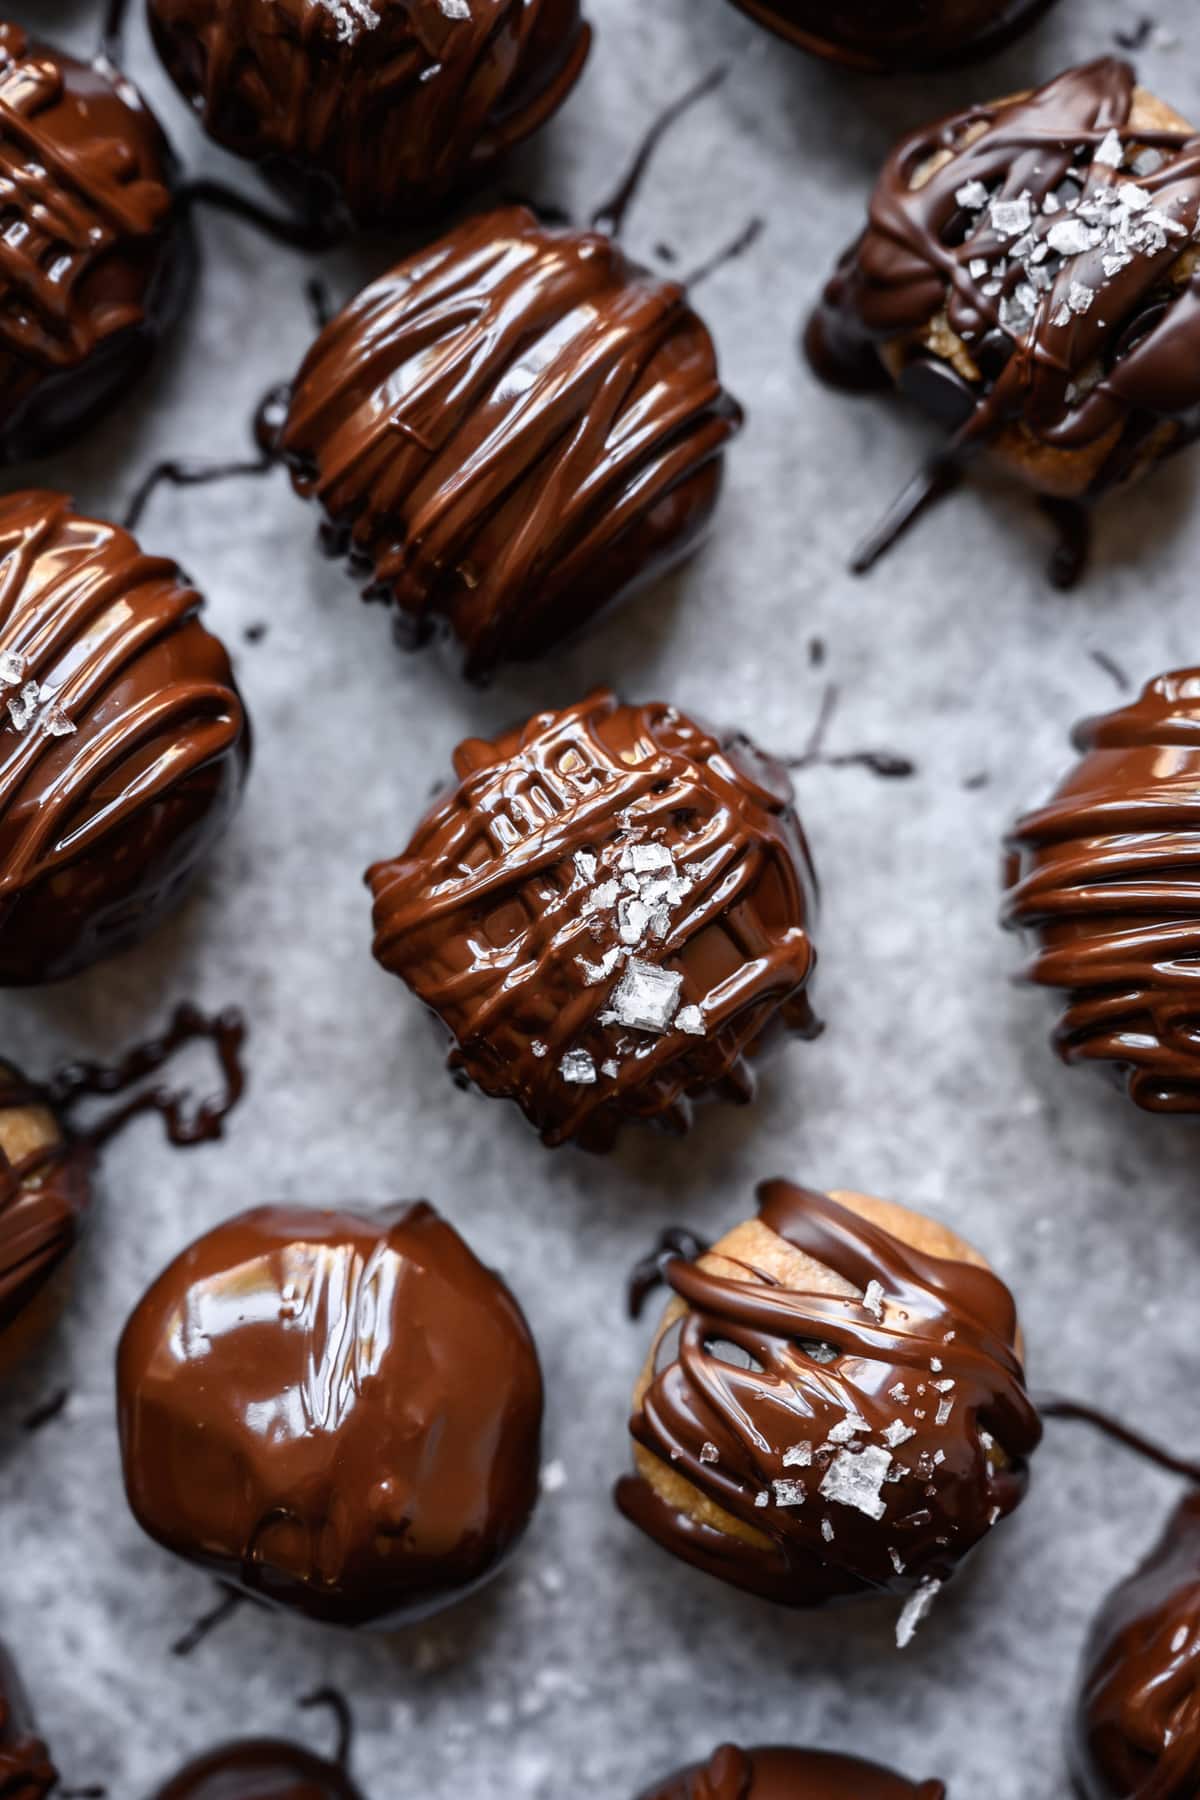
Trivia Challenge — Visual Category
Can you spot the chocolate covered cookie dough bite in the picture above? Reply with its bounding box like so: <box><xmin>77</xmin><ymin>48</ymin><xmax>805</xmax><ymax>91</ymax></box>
<box><xmin>367</xmin><ymin>692</ymin><xmax>819</xmax><ymax>1151</ymax></box>
<box><xmin>638</xmin><ymin>1744</ymin><xmax>947</xmax><ymax>1799</ymax></box>
<box><xmin>117</xmin><ymin>1203</ymin><xmax>544</xmax><ymax>1628</ymax></box>
<box><xmin>0</xmin><ymin>1640</ymin><xmax>57</xmax><ymax>1797</ymax></box>
<box><xmin>0</xmin><ymin>1058</ymin><xmax>91</xmax><ymax>1365</ymax></box>
<box><xmin>146</xmin><ymin>0</ymin><xmax>591</xmax><ymax>228</ymax></box>
<box><xmin>807</xmin><ymin>59</ymin><xmax>1200</xmax><ymax>586</ymax></box>
<box><xmin>1003</xmin><ymin>670</ymin><xmax>1200</xmax><ymax>1113</ymax></box>
<box><xmin>721</xmin><ymin>0</ymin><xmax>1055</xmax><ymax>72</ymax></box>
<box><xmin>0</xmin><ymin>491</ymin><xmax>250</xmax><ymax>985</ymax></box>
<box><xmin>616</xmin><ymin>1182</ymin><xmax>1040</xmax><ymax>1631</ymax></box>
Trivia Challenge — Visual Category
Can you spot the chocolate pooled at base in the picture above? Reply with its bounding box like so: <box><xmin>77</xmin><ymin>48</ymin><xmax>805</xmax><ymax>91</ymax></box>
<box><xmin>277</xmin><ymin>207</ymin><xmax>742</xmax><ymax>682</ymax></box>
<box><xmin>721</xmin><ymin>0</ymin><xmax>1056</xmax><ymax>72</ymax></box>
<box><xmin>367</xmin><ymin>692</ymin><xmax>819</xmax><ymax>1151</ymax></box>
<box><xmin>117</xmin><ymin>1202</ymin><xmax>544</xmax><ymax>1629</ymax></box>
<box><xmin>0</xmin><ymin>490</ymin><xmax>250</xmax><ymax>985</ymax></box>
<box><xmin>145</xmin><ymin>0</ymin><xmax>591</xmax><ymax>228</ymax></box>
<box><xmin>1071</xmin><ymin>1491</ymin><xmax>1200</xmax><ymax>1799</ymax></box>
<box><xmin>1003</xmin><ymin>669</ymin><xmax>1200</xmax><ymax>1113</ymax></box>
<box><xmin>0</xmin><ymin>1641</ymin><xmax>56</xmax><ymax>1799</ymax></box>
<box><xmin>806</xmin><ymin>59</ymin><xmax>1200</xmax><ymax>582</ymax></box>
<box><xmin>637</xmin><ymin>1744</ymin><xmax>946</xmax><ymax>1800</ymax></box>
<box><xmin>616</xmin><ymin>1183</ymin><xmax>1039</xmax><ymax>1619</ymax></box>
<box><xmin>0</xmin><ymin>21</ymin><xmax>190</xmax><ymax>462</ymax></box>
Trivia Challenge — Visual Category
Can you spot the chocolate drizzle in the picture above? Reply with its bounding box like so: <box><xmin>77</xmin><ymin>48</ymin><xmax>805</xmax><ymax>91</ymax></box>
<box><xmin>0</xmin><ymin>490</ymin><xmax>250</xmax><ymax>985</ymax></box>
<box><xmin>616</xmin><ymin>1183</ymin><xmax>1039</xmax><ymax>1610</ymax></box>
<box><xmin>808</xmin><ymin>60</ymin><xmax>1200</xmax><ymax>579</ymax></box>
<box><xmin>722</xmin><ymin>0</ymin><xmax>1057</xmax><ymax>71</ymax></box>
<box><xmin>0</xmin><ymin>1643</ymin><xmax>56</xmax><ymax>1800</ymax></box>
<box><xmin>279</xmin><ymin>207</ymin><xmax>742</xmax><ymax>680</ymax></box>
<box><xmin>367</xmin><ymin>691</ymin><xmax>819</xmax><ymax>1151</ymax></box>
<box><xmin>638</xmin><ymin>1743</ymin><xmax>946</xmax><ymax>1800</ymax></box>
<box><xmin>1003</xmin><ymin>668</ymin><xmax>1200</xmax><ymax>1112</ymax></box>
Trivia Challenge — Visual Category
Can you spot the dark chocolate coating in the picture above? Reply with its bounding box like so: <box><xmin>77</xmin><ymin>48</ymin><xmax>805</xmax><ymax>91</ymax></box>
<box><xmin>616</xmin><ymin>1183</ymin><xmax>1039</xmax><ymax>1610</ymax></box>
<box><xmin>279</xmin><ymin>207</ymin><xmax>742</xmax><ymax>681</ymax></box>
<box><xmin>1071</xmin><ymin>1492</ymin><xmax>1200</xmax><ymax>1798</ymax></box>
<box><xmin>0</xmin><ymin>1642</ymin><xmax>57</xmax><ymax>1799</ymax></box>
<box><xmin>117</xmin><ymin>1202</ymin><xmax>544</xmax><ymax>1628</ymax></box>
<box><xmin>721</xmin><ymin>0</ymin><xmax>1055</xmax><ymax>71</ymax></box>
<box><xmin>146</xmin><ymin>0</ymin><xmax>591</xmax><ymax>226</ymax></box>
<box><xmin>366</xmin><ymin>690</ymin><xmax>819</xmax><ymax>1151</ymax></box>
<box><xmin>0</xmin><ymin>1061</ymin><xmax>91</xmax><ymax>1336</ymax></box>
<box><xmin>1003</xmin><ymin>670</ymin><xmax>1200</xmax><ymax>1113</ymax></box>
<box><xmin>807</xmin><ymin>59</ymin><xmax>1200</xmax><ymax>502</ymax></box>
<box><xmin>638</xmin><ymin>1744</ymin><xmax>946</xmax><ymax>1800</ymax></box>
<box><xmin>150</xmin><ymin>1738</ymin><xmax>363</xmax><ymax>1799</ymax></box>
<box><xmin>0</xmin><ymin>490</ymin><xmax>250</xmax><ymax>986</ymax></box>
<box><xmin>0</xmin><ymin>23</ymin><xmax>189</xmax><ymax>462</ymax></box>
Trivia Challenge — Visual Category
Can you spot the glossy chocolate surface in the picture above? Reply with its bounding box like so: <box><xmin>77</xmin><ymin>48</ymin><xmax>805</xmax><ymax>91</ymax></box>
<box><xmin>367</xmin><ymin>691</ymin><xmax>819</xmax><ymax>1151</ymax></box>
<box><xmin>807</xmin><ymin>60</ymin><xmax>1200</xmax><ymax>500</ymax></box>
<box><xmin>1003</xmin><ymin>669</ymin><xmax>1200</xmax><ymax>1112</ymax></box>
<box><xmin>638</xmin><ymin>1743</ymin><xmax>946</xmax><ymax>1800</ymax></box>
<box><xmin>117</xmin><ymin>1202</ymin><xmax>544</xmax><ymax>1628</ymax></box>
<box><xmin>279</xmin><ymin>207</ymin><xmax>742</xmax><ymax>681</ymax></box>
<box><xmin>150</xmin><ymin>1738</ymin><xmax>363</xmax><ymax>1799</ymax></box>
<box><xmin>1072</xmin><ymin>1492</ymin><xmax>1200</xmax><ymax>1798</ymax></box>
<box><xmin>617</xmin><ymin>1183</ymin><xmax>1039</xmax><ymax>1609</ymax></box>
<box><xmin>146</xmin><ymin>0</ymin><xmax>591</xmax><ymax>226</ymax></box>
<box><xmin>0</xmin><ymin>22</ymin><xmax>188</xmax><ymax>462</ymax></box>
<box><xmin>0</xmin><ymin>1061</ymin><xmax>91</xmax><ymax>1336</ymax></box>
<box><xmin>723</xmin><ymin>0</ymin><xmax>1056</xmax><ymax>71</ymax></box>
<box><xmin>0</xmin><ymin>1642</ymin><xmax>57</xmax><ymax>1798</ymax></box>
<box><xmin>0</xmin><ymin>490</ymin><xmax>250</xmax><ymax>985</ymax></box>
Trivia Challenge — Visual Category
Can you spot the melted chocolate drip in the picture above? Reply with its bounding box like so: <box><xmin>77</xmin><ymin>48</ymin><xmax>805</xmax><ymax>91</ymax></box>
<box><xmin>1039</xmin><ymin>1396</ymin><xmax>1200</xmax><ymax>1486</ymax></box>
<box><xmin>683</xmin><ymin>218</ymin><xmax>766</xmax><ymax>294</ymax></box>
<box><xmin>298</xmin><ymin>1689</ymin><xmax>354</xmax><ymax>1771</ymax></box>
<box><xmin>628</xmin><ymin>1228</ymin><xmax>711</xmax><ymax>1320</ymax></box>
<box><xmin>46</xmin><ymin>1004</ymin><xmax>246</xmax><ymax>1152</ymax></box>
<box><xmin>784</xmin><ymin>685</ymin><xmax>917</xmax><ymax>781</ymax></box>
<box><xmin>1039</xmin><ymin>496</ymin><xmax>1093</xmax><ymax>591</ymax></box>
<box><xmin>638</xmin><ymin>1743</ymin><xmax>946</xmax><ymax>1800</ymax></box>
<box><xmin>176</xmin><ymin>178</ymin><xmax>347</xmax><ymax>251</ymax></box>
<box><xmin>617</xmin><ymin>1183</ymin><xmax>1040</xmax><ymax>1609</ymax></box>
<box><xmin>123</xmin><ymin>454</ymin><xmax>275</xmax><ymax>534</ymax></box>
<box><xmin>170</xmin><ymin>1587</ymin><xmax>246</xmax><ymax>1659</ymax></box>
<box><xmin>592</xmin><ymin>67</ymin><xmax>728</xmax><ymax>238</ymax></box>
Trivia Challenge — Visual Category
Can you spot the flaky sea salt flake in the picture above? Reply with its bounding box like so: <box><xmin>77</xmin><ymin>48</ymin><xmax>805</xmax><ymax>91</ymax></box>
<box><xmin>883</xmin><ymin>1420</ymin><xmax>915</xmax><ymax>1448</ymax></box>
<box><xmin>862</xmin><ymin>1280</ymin><xmax>885</xmax><ymax>1320</ymax></box>
<box><xmin>608</xmin><ymin>958</ymin><xmax>682</xmax><ymax>1033</ymax></box>
<box><xmin>0</xmin><ymin>649</ymin><xmax>25</xmax><ymax>688</ymax></box>
<box><xmin>773</xmin><ymin>1478</ymin><xmax>807</xmax><ymax>1507</ymax></box>
<box><xmin>1094</xmin><ymin>129</ymin><xmax>1125</xmax><ymax>169</ymax></box>
<box><xmin>955</xmin><ymin>180</ymin><xmax>988</xmax><ymax>211</ymax></box>
<box><xmin>700</xmin><ymin>1441</ymin><xmax>719</xmax><ymax>1464</ymax></box>
<box><xmin>560</xmin><ymin>1049</ymin><xmax>597</xmax><ymax>1085</ymax></box>
<box><xmin>676</xmin><ymin>1005</ymin><xmax>705</xmax><ymax>1036</ymax></box>
<box><xmin>783</xmin><ymin>1441</ymin><xmax>812</xmax><ymax>1468</ymax></box>
<box><xmin>989</xmin><ymin>195</ymin><xmax>1032</xmax><ymax>237</ymax></box>
<box><xmin>896</xmin><ymin>1577</ymin><xmax>942</xmax><ymax>1648</ymax></box>
<box><xmin>819</xmin><ymin>1445</ymin><xmax>892</xmax><ymax>1521</ymax></box>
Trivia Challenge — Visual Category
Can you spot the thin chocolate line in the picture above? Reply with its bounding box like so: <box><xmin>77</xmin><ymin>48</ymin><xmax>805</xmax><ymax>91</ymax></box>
<box><xmin>591</xmin><ymin>67</ymin><xmax>728</xmax><ymax>238</ymax></box>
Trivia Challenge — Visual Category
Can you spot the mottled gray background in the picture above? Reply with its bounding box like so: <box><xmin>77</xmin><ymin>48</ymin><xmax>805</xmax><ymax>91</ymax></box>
<box><xmin>2</xmin><ymin>0</ymin><xmax>1198</xmax><ymax>1794</ymax></box>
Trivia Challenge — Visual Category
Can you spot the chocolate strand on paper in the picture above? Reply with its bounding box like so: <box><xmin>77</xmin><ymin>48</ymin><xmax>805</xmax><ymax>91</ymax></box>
<box><xmin>0</xmin><ymin>1641</ymin><xmax>57</xmax><ymax>1798</ymax></box>
<box><xmin>806</xmin><ymin>59</ymin><xmax>1200</xmax><ymax>582</ymax></box>
<box><xmin>1003</xmin><ymin>668</ymin><xmax>1200</xmax><ymax>1113</ymax></box>
<box><xmin>367</xmin><ymin>692</ymin><xmax>819</xmax><ymax>1151</ymax></box>
<box><xmin>720</xmin><ymin>0</ymin><xmax>1057</xmax><ymax>71</ymax></box>
<box><xmin>616</xmin><ymin>1183</ymin><xmax>1040</xmax><ymax>1616</ymax></box>
<box><xmin>637</xmin><ymin>1742</ymin><xmax>947</xmax><ymax>1800</ymax></box>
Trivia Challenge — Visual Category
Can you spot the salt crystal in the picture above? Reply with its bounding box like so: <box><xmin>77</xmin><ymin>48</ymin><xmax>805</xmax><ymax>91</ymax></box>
<box><xmin>608</xmin><ymin>958</ymin><xmax>682</xmax><ymax>1033</ymax></box>
<box><xmin>600</xmin><ymin>1059</ymin><xmax>619</xmax><ymax>1079</ymax></box>
<box><xmin>577</xmin><ymin>947</ymin><xmax>621</xmax><ymax>985</ymax></box>
<box><xmin>531</xmin><ymin>1040</ymin><xmax>548</xmax><ymax>1058</ymax></box>
<box><xmin>754</xmin><ymin>1490</ymin><xmax>770</xmax><ymax>1508</ymax></box>
<box><xmin>560</xmin><ymin>1049</ymin><xmax>596</xmax><ymax>1085</ymax></box>
<box><xmin>676</xmin><ymin>1004</ymin><xmax>705</xmax><ymax>1036</ymax></box>
<box><xmin>782</xmin><ymin>1441</ymin><xmax>812</xmax><ymax>1468</ymax></box>
<box><xmin>1116</xmin><ymin>181</ymin><xmax>1151</xmax><ymax>215</ymax></box>
<box><xmin>773</xmin><ymin>1478</ymin><xmax>807</xmax><ymax>1507</ymax></box>
<box><xmin>883</xmin><ymin>1420</ymin><xmax>915</xmax><ymax>1448</ymax></box>
<box><xmin>935</xmin><ymin>1397</ymin><xmax>955</xmax><ymax>1426</ymax></box>
<box><xmin>819</xmin><ymin>1445</ymin><xmax>892</xmax><ymax>1521</ymax></box>
<box><xmin>618</xmin><ymin>896</ymin><xmax>650</xmax><ymax>946</ymax></box>
<box><xmin>889</xmin><ymin>1383</ymin><xmax>910</xmax><ymax>1404</ymax></box>
<box><xmin>896</xmin><ymin>1577</ymin><xmax>941</xmax><ymax>1648</ymax></box>
<box><xmin>699</xmin><ymin>1441</ymin><xmax>719</xmax><ymax>1464</ymax></box>
<box><xmin>628</xmin><ymin>842</ymin><xmax>674</xmax><ymax>874</ymax></box>
<box><xmin>574</xmin><ymin>849</ymin><xmax>597</xmax><ymax>884</ymax></box>
<box><xmin>827</xmin><ymin>1413</ymin><xmax>870</xmax><ymax>1445</ymax></box>
<box><xmin>968</xmin><ymin>257</ymin><xmax>989</xmax><ymax>279</ymax></box>
<box><xmin>989</xmin><ymin>196</ymin><xmax>1032</xmax><ymax>237</ymax></box>
<box><xmin>862</xmin><ymin>1280</ymin><xmax>885</xmax><ymax>1320</ymax></box>
<box><xmin>439</xmin><ymin>0</ymin><xmax>471</xmax><ymax>15</ymax></box>
<box><xmin>584</xmin><ymin>878</ymin><xmax>621</xmax><ymax>915</ymax></box>
<box><xmin>0</xmin><ymin>649</ymin><xmax>25</xmax><ymax>688</ymax></box>
<box><xmin>1047</xmin><ymin>217</ymin><xmax>1095</xmax><ymax>257</ymax></box>
<box><xmin>929</xmin><ymin>1357</ymin><xmax>942</xmax><ymax>1373</ymax></box>
<box><xmin>317</xmin><ymin>0</ymin><xmax>380</xmax><ymax>41</ymax></box>
<box><xmin>1094</xmin><ymin>129</ymin><xmax>1125</xmax><ymax>169</ymax></box>
<box><xmin>889</xmin><ymin>1547</ymin><xmax>906</xmax><ymax>1575</ymax></box>
<box><xmin>933</xmin><ymin>1379</ymin><xmax>955</xmax><ymax>1393</ymax></box>
<box><xmin>6</xmin><ymin>681</ymin><xmax>38</xmax><ymax>731</ymax></box>
<box><xmin>821</xmin><ymin>1517</ymin><xmax>835</xmax><ymax>1542</ymax></box>
<box><xmin>955</xmin><ymin>180</ymin><xmax>988</xmax><ymax>211</ymax></box>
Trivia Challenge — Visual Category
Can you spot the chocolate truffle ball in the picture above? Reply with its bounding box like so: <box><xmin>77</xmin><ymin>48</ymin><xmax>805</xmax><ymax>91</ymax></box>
<box><xmin>0</xmin><ymin>1641</ymin><xmax>56</xmax><ymax>1798</ymax></box>
<box><xmin>638</xmin><ymin>1744</ymin><xmax>947</xmax><ymax>1800</ymax></box>
<box><xmin>722</xmin><ymin>0</ymin><xmax>1054</xmax><ymax>71</ymax></box>
<box><xmin>367</xmin><ymin>691</ymin><xmax>819</xmax><ymax>1151</ymax></box>
<box><xmin>0</xmin><ymin>490</ymin><xmax>250</xmax><ymax>986</ymax></box>
<box><xmin>0</xmin><ymin>1059</ymin><xmax>91</xmax><ymax>1349</ymax></box>
<box><xmin>117</xmin><ymin>1202</ymin><xmax>544</xmax><ymax>1628</ymax></box>
<box><xmin>616</xmin><ymin>1182</ymin><xmax>1040</xmax><ymax>1621</ymax></box>
<box><xmin>806</xmin><ymin>61</ymin><xmax>1200</xmax><ymax>533</ymax></box>
<box><xmin>151</xmin><ymin>1740</ymin><xmax>363</xmax><ymax>1799</ymax></box>
<box><xmin>1003</xmin><ymin>670</ymin><xmax>1200</xmax><ymax>1113</ymax></box>
<box><xmin>1071</xmin><ymin>1492</ymin><xmax>1200</xmax><ymax>1798</ymax></box>
<box><xmin>0</xmin><ymin>22</ymin><xmax>189</xmax><ymax>462</ymax></box>
<box><xmin>278</xmin><ymin>207</ymin><xmax>742</xmax><ymax>681</ymax></box>
<box><xmin>146</xmin><ymin>0</ymin><xmax>591</xmax><ymax>227</ymax></box>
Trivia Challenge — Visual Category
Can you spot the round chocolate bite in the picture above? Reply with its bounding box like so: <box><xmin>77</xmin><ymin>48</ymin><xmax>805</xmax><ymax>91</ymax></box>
<box><xmin>616</xmin><ymin>1182</ymin><xmax>1040</xmax><ymax>1624</ymax></box>
<box><xmin>806</xmin><ymin>60</ymin><xmax>1200</xmax><ymax>525</ymax></box>
<box><xmin>1003</xmin><ymin>670</ymin><xmax>1200</xmax><ymax>1113</ymax></box>
<box><xmin>366</xmin><ymin>691</ymin><xmax>819</xmax><ymax>1151</ymax></box>
<box><xmin>117</xmin><ymin>1202</ymin><xmax>544</xmax><ymax>1628</ymax></box>
<box><xmin>0</xmin><ymin>1059</ymin><xmax>91</xmax><ymax>1352</ymax></box>
<box><xmin>146</xmin><ymin>0</ymin><xmax>591</xmax><ymax>228</ymax></box>
<box><xmin>638</xmin><ymin>1743</ymin><xmax>946</xmax><ymax>1800</ymax></box>
<box><xmin>0</xmin><ymin>22</ymin><xmax>189</xmax><ymax>463</ymax></box>
<box><xmin>0</xmin><ymin>1641</ymin><xmax>57</xmax><ymax>1798</ymax></box>
<box><xmin>0</xmin><ymin>490</ymin><xmax>250</xmax><ymax>986</ymax></box>
<box><xmin>1071</xmin><ymin>1492</ymin><xmax>1200</xmax><ymax>1798</ymax></box>
<box><xmin>278</xmin><ymin>207</ymin><xmax>742</xmax><ymax>681</ymax></box>
<box><xmin>721</xmin><ymin>0</ymin><xmax>1055</xmax><ymax>71</ymax></box>
<box><xmin>151</xmin><ymin>1740</ymin><xmax>363</xmax><ymax>1799</ymax></box>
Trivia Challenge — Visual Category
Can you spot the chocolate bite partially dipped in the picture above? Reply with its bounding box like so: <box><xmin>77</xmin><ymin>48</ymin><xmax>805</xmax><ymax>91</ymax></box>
<box><xmin>638</xmin><ymin>1744</ymin><xmax>947</xmax><ymax>1800</ymax></box>
<box><xmin>807</xmin><ymin>60</ymin><xmax>1200</xmax><ymax>569</ymax></box>
<box><xmin>0</xmin><ymin>490</ymin><xmax>250</xmax><ymax>985</ymax></box>
<box><xmin>616</xmin><ymin>1182</ymin><xmax>1039</xmax><ymax>1622</ymax></box>
<box><xmin>151</xmin><ymin>1739</ymin><xmax>363</xmax><ymax>1799</ymax></box>
<box><xmin>366</xmin><ymin>691</ymin><xmax>819</xmax><ymax>1151</ymax></box>
<box><xmin>117</xmin><ymin>1202</ymin><xmax>544</xmax><ymax>1628</ymax></box>
<box><xmin>1071</xmin><ymin>1492</ymin><xmax>1200</xmax><ymax>1799</ymax></box>
<box><xmin>147</xmin><ymin>0</ymin><xmax>590</xmax><ymax>227</ymax></box>
<box><xmin>0</xmin><ymin>1059</ymin><xmax>90</xmax><ymax>1346</ymax></box>
<box><xmin>0</xmin><ymin>22</ymin><xmax>189</xmax><ymax>462</ymax></box>
<box><xmin>277</xmin><ymin>207</ymin><xmax>742</xmax><ymax>682</ymax></box>
<box><xmin>0</xmin><ymin>1641</ymin><xmax>56</xmax><ymax>1798</ymax></box>
<box><xmin>722</xmin><ymin>0</ymin><xmax>1055</xmax><ymax>72</ymax></box>
<box><xmin>1003</xmin><ymin>670</ymin><xmax>1200</xmax><ymax>1113</ymax></box>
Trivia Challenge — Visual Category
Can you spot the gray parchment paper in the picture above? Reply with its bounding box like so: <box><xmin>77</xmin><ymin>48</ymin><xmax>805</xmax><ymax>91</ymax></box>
<box><xmin>3</xmin><ymin>1</ymin><xmax>1199</xmax><ymax>1794</ymax></box>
